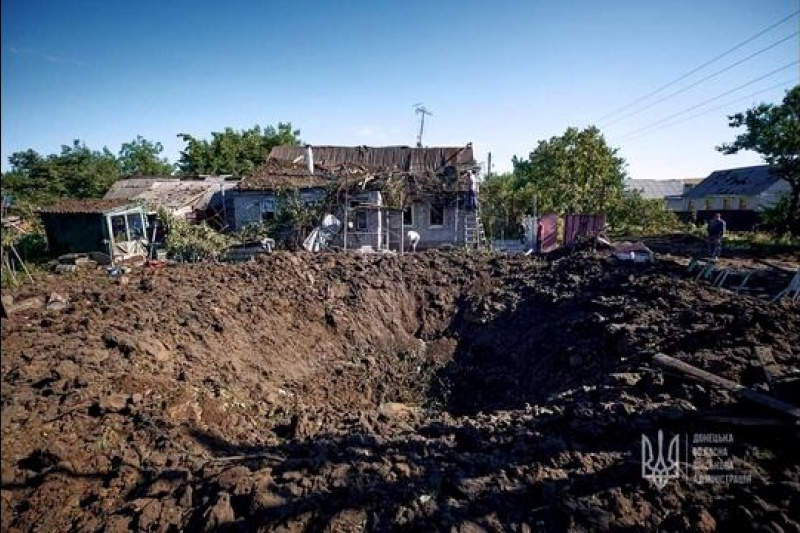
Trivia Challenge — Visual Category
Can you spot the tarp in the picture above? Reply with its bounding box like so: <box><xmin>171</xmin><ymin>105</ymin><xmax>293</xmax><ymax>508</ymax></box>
<box><xmin>303</xmin><ymin>214</ymin><xmax>342</xmax><ymax>252</ymax></box>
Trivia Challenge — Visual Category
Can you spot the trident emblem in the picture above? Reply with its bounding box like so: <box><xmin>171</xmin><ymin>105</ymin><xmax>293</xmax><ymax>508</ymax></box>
<box><xmin>641</xmin><ymin>430</ymin><xmax>681</xmax><ymax>489</ymax></box>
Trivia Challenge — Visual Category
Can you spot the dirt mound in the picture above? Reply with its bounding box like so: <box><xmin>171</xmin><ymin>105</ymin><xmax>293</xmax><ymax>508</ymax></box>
<box><xmin>2</xmin><ymin>251</ymin><xmax>799</xmax><ymax>532</ymax></box>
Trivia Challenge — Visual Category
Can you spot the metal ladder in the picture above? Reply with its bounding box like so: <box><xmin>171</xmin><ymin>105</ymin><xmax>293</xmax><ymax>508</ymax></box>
<box><xmin>464</xmin><ymin>209</ymin><xmax>488</xmax><ymax>249</ymax></box>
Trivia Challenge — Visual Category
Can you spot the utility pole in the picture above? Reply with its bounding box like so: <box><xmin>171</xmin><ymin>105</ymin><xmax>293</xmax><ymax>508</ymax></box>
<box><xmin>487</xmin><ymin>152</ymin><xmax>492</xmax><ymax>179</ymax></box>
<box><xmin>413</xmin><ymin>103</ymin><xmax>433</xmax><ymax>148</ymax></box>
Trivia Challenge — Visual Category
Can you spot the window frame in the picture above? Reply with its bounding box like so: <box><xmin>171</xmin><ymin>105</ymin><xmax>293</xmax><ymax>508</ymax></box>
<box><xmin>428</xmin><ymin>201</ymin><xmax>444</xmax><ymax>228</ymax></box>
<box><xmin>403</xmin><ymin>205</ymin><xmax>414</xmax><ymax>227</ymax></box>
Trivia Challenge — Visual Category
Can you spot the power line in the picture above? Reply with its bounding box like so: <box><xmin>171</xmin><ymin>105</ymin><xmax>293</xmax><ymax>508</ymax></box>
<box><xmin>597</xmin><ymin>9</ymin><xmax>799</xmax><ymax>122</ymax></box>
<box><xmin>614</xmin><ymin>61</ymin><xmax>799</xmax><ymax>141</ymax></box>
<box><xmin>618</xmin><ymin>79</ymin><xmax>797</xmax><ymax>143</ymax></box>
<box><xmin>603</xmin><ymin>31</ymin><xmax>798</xmax><ymax>127</ymax></box>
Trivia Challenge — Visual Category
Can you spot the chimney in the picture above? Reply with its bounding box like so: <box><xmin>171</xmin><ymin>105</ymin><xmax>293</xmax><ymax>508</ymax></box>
<box><xmin>305</xmin><ymin>145</ymin><xmax>314</xmax><ymax>174</ymax></box>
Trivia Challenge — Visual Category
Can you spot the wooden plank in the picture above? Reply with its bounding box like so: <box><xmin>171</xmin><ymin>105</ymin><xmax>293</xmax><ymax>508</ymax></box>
<box><xmin>698</xmin><ymin>415</ymin><xmax>787</xmax><ymax>426</ymax></box>
<box><xmin>652</xmin><ymin>353</ymin><xmax>800</xmax><ymax>421</ymax></box>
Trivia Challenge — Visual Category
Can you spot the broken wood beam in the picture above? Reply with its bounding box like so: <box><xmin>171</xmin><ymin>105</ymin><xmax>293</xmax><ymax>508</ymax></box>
<box><xmin>697</xmin><ymin>415</ymin><xmax>788</xmax><ymax>426</ymax></box>
<box><xmin>652</xmin><ymin>353</ymin><xmax>800</xmax><ymax>421</ymax></box>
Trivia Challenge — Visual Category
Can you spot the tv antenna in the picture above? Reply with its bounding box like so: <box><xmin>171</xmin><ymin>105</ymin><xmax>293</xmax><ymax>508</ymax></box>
<box><xmin>413</xmin><ymin>103</ymin><xmax>433</xmax><ymax>148</ymax></box>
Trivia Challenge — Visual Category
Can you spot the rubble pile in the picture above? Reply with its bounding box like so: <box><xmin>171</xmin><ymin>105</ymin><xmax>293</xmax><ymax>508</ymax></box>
<box><xmin>1</xmin><ymin>251</ymin><xmax>798</xmax><ymax>532</ymax></box>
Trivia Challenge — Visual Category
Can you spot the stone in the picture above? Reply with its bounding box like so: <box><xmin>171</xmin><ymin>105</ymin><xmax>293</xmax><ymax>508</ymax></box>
<box><xmin>203</xmin><ymin>492</ymin><xmax>235</xmax><ymax>531</ymax></box>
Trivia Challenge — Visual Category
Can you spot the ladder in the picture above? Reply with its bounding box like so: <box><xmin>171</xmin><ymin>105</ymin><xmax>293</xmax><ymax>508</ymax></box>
<box><xmin>464</xmin><ymin>209</ymin><xmax>488</xmax><ymax>249</ymax></box>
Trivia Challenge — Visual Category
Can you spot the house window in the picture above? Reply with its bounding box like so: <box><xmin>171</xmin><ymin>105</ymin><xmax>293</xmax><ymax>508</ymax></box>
<box><xmin>126</xmin><ymin>213</ymin><xmax>145</xmax><ymax>239</ymax></box>
<box><xmin>429</xmin><ymin>201</ymin><xmax>444</xmax><ymax>227</ymax></box>
<box><xmin>260</xmin><ymin>197</ymin><xmax>276</xmax><ymax>220</ymax></box>
<box><xmin>723</xmin><ymin>197</ymin><xmax>733</xmax><ymax>210</ymax></box>
<box><xmin>687</xmin><ymin>200</ymin><xmax>697</xmax><ymax>212</ymax></box>
<box><xmin>705</xmin><ymin>198</ymin><xmax>714</xmax><ymax>211</ymax></box>
<box><xmin>110</xmin><ymin>215</ymin><xmax>129</xmax><ymax>243</ymax></box>
<box><xmin>403</xmin><ymin>206</ymin><xmax>414</xmax><ymax>226</ymax></box>
<box><xmin>350</xmin><ymin>201</ymin><xmax>368</xmax><ymax>231</ymax></box>
<box><xmin>739</xmin><ymin>198</ymin><xmax>749</xmax><ymax>210</ymax></box>
<box><xmin>356</xmin><ymin>211</ymin><xmax>368</xmax><ymax>231</ymax></box>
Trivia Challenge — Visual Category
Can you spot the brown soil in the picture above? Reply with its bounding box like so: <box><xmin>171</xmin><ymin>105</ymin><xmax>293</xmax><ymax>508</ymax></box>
<box><xmin>1</xmin><ymin>249</ymin><xmax>799</xmax><ymax>532</ymax></box>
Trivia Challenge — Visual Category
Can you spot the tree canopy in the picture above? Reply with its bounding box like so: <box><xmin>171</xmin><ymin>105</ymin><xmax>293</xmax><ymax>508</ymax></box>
<box><xmin>512</xmin><ymin>126</ymin><xmax>628</xmax><ymax>215</ymax></box>
<box><xmin>479</xmin><ymin>126</ymin><xmax>680</xmax><ymax>237</ymax></box>
<box><xmin>118</xmin><ymin>136</ymin><xmax>174</xmax><ymax>176</ymax></box>
<box><xmin>176</xmin><ymin>122</ymin><xmax>300</xmax><ymax>176</ymax></box>
<box><xmin>480</xmin><ymin>126</ymin><xmax>629</xmax><ymax>236</ymax></box>
<box><xmin>717</xmin><ymin>84</ymin><xmax>800</xmax><ymax>233</ymax></box>
<box><xmin>2</xmin><ymin>140</ymin><xmax>118</xmax><ymax>202</ymax></box>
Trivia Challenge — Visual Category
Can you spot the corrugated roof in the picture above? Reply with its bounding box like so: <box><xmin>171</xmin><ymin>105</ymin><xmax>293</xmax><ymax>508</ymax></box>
<box><xmin>103</xmin><ymin>176</ymin><xmax>177</xmax><ymax>200</ymax></box>
<box><xmin>625</xmin><ymin>179</ymin><xmax>687</xmax><ymax>199</ymax></box>
<box><xmin>684</xmin><ymin>165</ymin><xmax>783</xmax><ymax>198</ymax></box>
<box><xmin>38</xmin><ymin>198</ymin><xmax>139</xmax><ymax>214</ymax></box>
<box><xmin>104</xmin><ymin>176</ymin><xmax>235</xmax><ymax>210</ymax></box>
<box><xmin>268</xmin><ymin>144</ymin><xmax>476</xmax><ymax>173</ymax></box>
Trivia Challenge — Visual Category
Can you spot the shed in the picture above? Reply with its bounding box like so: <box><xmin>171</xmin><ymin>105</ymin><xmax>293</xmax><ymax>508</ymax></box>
<box><xmin>38</xmin><ymin>198</ymin><xmax>149</xmax><ymax>262</ymax></box>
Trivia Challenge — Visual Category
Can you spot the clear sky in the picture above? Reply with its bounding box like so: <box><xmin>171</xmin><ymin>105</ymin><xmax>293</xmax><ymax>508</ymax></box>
<box><xmin>1</xmin><ymin>0</ymin><xmax>798</xmax><ymax>180</ymax></box>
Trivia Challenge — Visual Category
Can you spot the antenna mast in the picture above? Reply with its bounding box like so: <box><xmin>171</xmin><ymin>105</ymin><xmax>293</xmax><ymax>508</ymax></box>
<box><xmin>413</xmin><ymin>103</ymin><xmax>433</xmax><ymax>148</ymax></box>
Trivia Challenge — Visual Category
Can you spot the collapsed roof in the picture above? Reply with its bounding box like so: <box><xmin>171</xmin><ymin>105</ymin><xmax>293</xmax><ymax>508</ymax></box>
<box><xmin>239</xmin><ymin>144</ymin><xmax>478</xmax><ymax>201</ymax></box>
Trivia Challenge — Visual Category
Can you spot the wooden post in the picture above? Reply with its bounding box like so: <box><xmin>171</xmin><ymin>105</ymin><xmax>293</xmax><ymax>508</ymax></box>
<box><xmin>653</xmin><ymin>353</ymin><xmax>800</xmax><ymax>420</ymax></box>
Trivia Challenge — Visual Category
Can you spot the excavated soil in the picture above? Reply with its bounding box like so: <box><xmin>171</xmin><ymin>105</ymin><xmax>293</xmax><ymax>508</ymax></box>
<box><xmin>1</xmin><ymin>250</ymin><xmax>799</xmax><ymax>532</ymax></box>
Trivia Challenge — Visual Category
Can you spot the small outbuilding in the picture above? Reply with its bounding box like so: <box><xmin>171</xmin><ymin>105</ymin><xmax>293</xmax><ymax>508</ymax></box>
<box><xmin>37</xmin><ymin>198</ymin><xmax>149</xmax><ymax>262</ymax></box>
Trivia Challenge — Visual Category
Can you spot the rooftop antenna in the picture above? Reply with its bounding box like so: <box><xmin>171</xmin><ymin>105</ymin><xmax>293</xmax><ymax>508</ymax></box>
<box><xmin>413</xmin><ymin>103</ymin><xmax>433</xmax><ymax>148</ymax></box>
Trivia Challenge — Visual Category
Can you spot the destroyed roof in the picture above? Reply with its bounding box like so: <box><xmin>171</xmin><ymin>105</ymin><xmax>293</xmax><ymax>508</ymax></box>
<box><xmin>268</xmin><ymin>144</ymin><xmax>476</xmax><ymax>173</ymax></box>
<box><xmin>37</xmin><ymin>198</ymin><xmax>140</xmax><ymax>214</ymax></box>
<box><xmin>625</xmin><ymin>179</ymin><xmax>688</xmax><ymax>199</ymax></box>
<box><xmin>104</xmin><ymin>176</ymin><xmax>235</xmax><ymax>211</ymax></box>
<box><xmin>238</xmin><ymin>160</ymin><xmax>355</xmax><ymax>191</ymax></box>
<box><xmin>239</xmin><ymin>158</ymin><xmax>472</xmax><ymax>198</ymax></box>
<box><xmin>684</xmin><ymin>165</ymin><xmax>784</xmax><ymax>198</ymax></box>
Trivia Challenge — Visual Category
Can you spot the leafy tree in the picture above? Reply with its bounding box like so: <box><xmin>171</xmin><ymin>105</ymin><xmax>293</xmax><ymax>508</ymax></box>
<box><xmin>2</xmin><ymin>140</ymin><xmax>118</xmax><ymax>201</ymax></box>
<box><xmin>512</xmin><ymin>126</ymin><xmax>627</xmax><ymax>215</ymax></box>
<box><xmin>157</xmin><ymin>208</ymin><xmax>232</xmax><ymax>262</ymax></box>
<box><xmin>118</xmin><ymin>136</ymin><xmax>174</xmax><ymax>176</ymax></box>
<box><xmin>480</xmin><ymin>126</ymin><xmax>630</xmax><ymax>237</ymax></box>
<box><xmin>479</xmin><ymin>172</ymin><xmax>530</xmax><ymax>239</ymax></box>
<box><xmin>717</xmin><ymin>85</ymin><xmax>800</xmax><ymax>234</ymax></box>
<box><xmin>606</xmin><ymin>189</ymin><xmax>682</xmax><ymax>235</ymax></box>
<box><xmin>177</xmin><ymin>122</ymin><xmax>301</xmax><ymax>176</ymax></box>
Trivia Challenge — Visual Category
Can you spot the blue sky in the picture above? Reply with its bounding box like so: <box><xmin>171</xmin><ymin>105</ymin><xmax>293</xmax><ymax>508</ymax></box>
<box><xmin>1</xmin><ymin>0</ymin><xmax>798</xmax><ymax>180</ymax></box>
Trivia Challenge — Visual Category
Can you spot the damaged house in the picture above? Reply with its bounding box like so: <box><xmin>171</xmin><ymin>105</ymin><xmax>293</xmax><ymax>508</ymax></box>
<box><xmin>104</xmin><ymin>175</ymin><xmax>238</xmax><ymax>229</ymax></box>
<box><xmin>231</xmin><ymin>144</ymin><xmax>481</xmax><ymax>251</ymax></box>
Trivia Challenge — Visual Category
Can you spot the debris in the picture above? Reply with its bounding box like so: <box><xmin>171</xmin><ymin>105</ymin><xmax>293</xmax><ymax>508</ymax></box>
<box><xmin>653</xmin><ymin>353</ymin><xmax>800</xmax><ymax>420</ymax></box>
<box><xmin>46</xmin><ymin>292</ymin><xmax>68</xmax><ymax>311</ymax></box>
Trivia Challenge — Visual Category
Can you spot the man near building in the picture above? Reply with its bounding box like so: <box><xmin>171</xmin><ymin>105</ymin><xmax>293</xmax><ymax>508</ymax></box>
<box><xmin>707</xmin><ymin>213</ymin><xmax>726</xmax><ymax>259</ymax></box>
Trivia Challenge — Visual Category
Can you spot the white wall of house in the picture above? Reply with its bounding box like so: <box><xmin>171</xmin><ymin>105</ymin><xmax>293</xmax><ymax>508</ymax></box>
<box><xmin>681</xmin><ymin>183</ymin><xmax>790</xmax><ymax>213</ymax></box>
<box><xmin>403</xmin><ymin>200</ymin><xmax>470</xmax><ymax>249</ymax></box>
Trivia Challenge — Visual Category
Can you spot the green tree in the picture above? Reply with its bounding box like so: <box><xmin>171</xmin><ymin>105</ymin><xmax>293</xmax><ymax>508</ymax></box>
<box><xmin>717</xmin><ymin>85</ymin><xmax>800</xmax><ymax>234</ymax></box>
<box><xmin>512</xmin><ymin>126</ymin><xmax>627</xmax><ymax>215</ymax></box>
<box><xmin>177</xmin><ymin>122</ymin><xmax>301</xmax><ymax>176</ymax></box>
<box><xmin>118</xmin><ymin>136</ymin><xmax>174</xmax><ymax>176</ymax></box>
<box><xmin>606</xmin><ymin>189</ymin><xmax>681</xmax><ymax>235</ymax></box>
<box><xmin>2</xmin><ymin>140</ymin><xmax>118</xmax><ymax>201</ymax></box>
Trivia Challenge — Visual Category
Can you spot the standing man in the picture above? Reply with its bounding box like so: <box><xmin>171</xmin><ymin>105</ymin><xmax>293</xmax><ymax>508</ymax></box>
<box><xmin>707</xmin><ymin>213</ymin><xmax>726</xmax><ymax>259</ymax></box>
